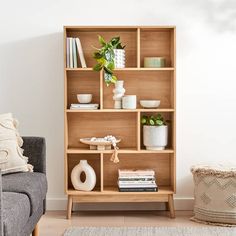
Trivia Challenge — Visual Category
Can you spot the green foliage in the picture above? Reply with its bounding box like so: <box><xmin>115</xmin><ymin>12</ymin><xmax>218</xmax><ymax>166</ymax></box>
<box><xmin>141</xmin><ymin>114</ymin><xmax>167</xmax><ymax>126</ymax></box>
<box><xmin>93</xmin><ymin>35</ymin><xmax>125</xmax><ymax>86</ymax></box>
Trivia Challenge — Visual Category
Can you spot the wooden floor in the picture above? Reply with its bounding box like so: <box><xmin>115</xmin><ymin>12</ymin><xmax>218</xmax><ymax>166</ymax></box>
<box><xmin>39</xmin><ymin>210</ymin><xmax>207</xmax><ymax>236</ymax></box>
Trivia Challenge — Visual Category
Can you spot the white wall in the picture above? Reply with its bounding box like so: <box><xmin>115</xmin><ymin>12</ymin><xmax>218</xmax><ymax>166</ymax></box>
<box><xmin>0</xmin><ymin>0</ymin><xmax>236</xmax><ymax>210</ymax></box>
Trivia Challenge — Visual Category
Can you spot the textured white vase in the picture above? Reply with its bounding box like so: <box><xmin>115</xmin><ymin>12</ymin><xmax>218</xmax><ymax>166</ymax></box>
<box><xmin>113</xmin><ymin>80</ymin><xmax>125</xmax><ymax>109</ymax></box>
<box><xmin>71</xmin><ymin>160</ymin><xmax>96</xmax><ymax>191</ymax></box>
<box><xmin>143</xmin><ymin>125</ymin><xmax>168</xmax><ymax>150</ymax></box>
<box><xmin>114</xmin><ymin>49</ymin><xmax>125</xmax><ymax>68</ymax></box>
<box><xmin>122</xmin><ymin>95</ymin><xmax>137</xmax><ymax>109</ymax></box>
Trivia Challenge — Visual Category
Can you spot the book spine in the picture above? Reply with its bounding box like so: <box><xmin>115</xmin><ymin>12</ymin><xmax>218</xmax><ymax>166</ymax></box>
<box><xmin>66</xmin><ymin>38</ymin><xmax>70</xmax><ymax>68</ymax></box>
<box><xmin>69</xmin><ymin>38</ymin><xmax>73</xmax><ymax>68</ymax></box>
<box><xmin>118</xmin><ymin>176</ymin><xmax>155</xmax><ymax>181</ymax></box>
<box><xmin>75</xmin><ymin>38</ymin><xmax>87</xmax><ymax>68</ymax></box>
<box><xmin>119</xmin><ymin>188</ymin><xmax>157</xmax><ymax>192</ymax></box>
<box><xmin>118</xmin><ymin>184</ymin><xmax>157</xmax><ymax>188</ymax></box>
<box><xmin>72</xmin><ymin>38</ymin><xmax>78</xmax><ymax>68</ymax></box>
<box><xmin>118</xmin><ymin>180</ymin><xmax>156</xmax><ymax>184</ymax></box>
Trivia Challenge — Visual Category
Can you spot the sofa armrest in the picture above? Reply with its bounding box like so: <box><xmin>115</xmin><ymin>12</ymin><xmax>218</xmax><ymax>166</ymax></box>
<box><xmin>22</xmin><ymin>137</ymin><xmax>46</xmax><ymax>174</ymax></box>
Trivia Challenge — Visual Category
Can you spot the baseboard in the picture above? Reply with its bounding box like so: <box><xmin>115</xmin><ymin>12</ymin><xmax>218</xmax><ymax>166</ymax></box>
<box><xmin>46</xmin><ymin>197</ymin><xmax>194</xmax><ymax>211</ymax></box>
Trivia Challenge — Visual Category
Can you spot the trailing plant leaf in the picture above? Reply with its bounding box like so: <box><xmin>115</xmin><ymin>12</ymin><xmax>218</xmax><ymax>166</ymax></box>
<box><xmin>93</xmin><ymin>35</ymin><xmax>125</xmax><ymax>86</ymax></box>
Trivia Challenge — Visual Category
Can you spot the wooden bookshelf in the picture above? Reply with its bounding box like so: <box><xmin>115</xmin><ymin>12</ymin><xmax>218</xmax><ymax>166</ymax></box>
<box><xmin>64</xmin><ymin>26</ymin><xmax>176</xmax><ymax>219</ymax></box>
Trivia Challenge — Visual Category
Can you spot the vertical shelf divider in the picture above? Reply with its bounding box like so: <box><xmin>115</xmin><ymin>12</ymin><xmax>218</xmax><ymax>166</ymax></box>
<box><xmin>137</xmin><ymin>111</ymin><xmax>141</xmax><ymax>151</ymax></box>
<box><xmin>100</xmin><ymin>69</ymin><xmax>104</xmax><ymax>109</ymax></box>
<box><xmin>137</xmin><ymin>28</ymin><xmax>141</xmax><ymax>68</ymax></box>
<box><xmin>100</xmin><ymin>153</ymin><xmax>104</xmax><ymax>192</ymax></box>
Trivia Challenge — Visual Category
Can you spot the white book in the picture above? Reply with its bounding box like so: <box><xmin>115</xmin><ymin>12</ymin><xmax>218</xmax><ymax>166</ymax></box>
<box><xmin>69</xmin><ymin>38</ymin><xmax>73</xmax><ymax>68</ymax></box>
<box><xmin>118</xmin><ymin>180</ymin><xmax>156</xmax><ymax>184</ymax></box>
<box><xmin>119</xmin><ymin>169</ymin><xmax>155</xmax><ymax>177</ymax></box>
<box><xmin>75</xmin><ymin>37</ymin><xmax>87</xmax><ymax>68</ymax></box>
<box><xmin>70</xmin><ymin>104</ymin><xmax>99</xmax><ymax>107</ymax></box>
<box><xmin>119</xmin><ymin>183</ymin><xmax>157</xmax><ymax>188</ymax></box>
<box><xmin>119</xmin><ymin>176</ymin><xmax>155</xmax><ymax>180</ymax></box>
<box><xmin>72</xmin><ymin>38</ymin><xmax>78</xmax><ymax>68</ymax></box>
<box><xmin>66</xmin><ymin>38</ymin><xmax>70</xmax><ymax>68</ymax></box>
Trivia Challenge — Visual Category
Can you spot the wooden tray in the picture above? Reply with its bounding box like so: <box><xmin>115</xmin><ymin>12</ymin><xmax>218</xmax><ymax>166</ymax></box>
<box><xmin>80</xmin><ymin>138</ymin><xmax>121</xmax><ymax>150</ymax></box>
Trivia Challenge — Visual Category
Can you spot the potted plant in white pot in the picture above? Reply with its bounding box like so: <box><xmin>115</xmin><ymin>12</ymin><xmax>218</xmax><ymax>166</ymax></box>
<box><xmin>93</xmin><ymin>35</ymin><xmax>125</xmax><ymax>86</ymax></box>
<box><xmin>141</xmin><ymin>114</ymin><xmax>168</xmax><ymax>150</ymax></box>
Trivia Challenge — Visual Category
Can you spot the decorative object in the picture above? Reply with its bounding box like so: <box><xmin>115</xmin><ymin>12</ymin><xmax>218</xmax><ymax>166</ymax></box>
<box><xmin>141</xmin><ymin>114</ymin><xmax>168</xmax><ymax>150</ymax></box>
<box><xmin>191</xmin><ymin>165</ymin><xmax>236</xmax><ymax>226</ymax></box>
<box><xmin>71</xmin><ymin>160</ymin><xmax>96</xmax><ymax>191</ymax></box>
<box><xmin>113</xmin><ymin>80</ymin><xmax>125</xmax><ymax>109</ymax></box>
<box><xmin>80</xmin><ymin>136</ymin><xmax>120</xmax><ymax>163</ymax></box>
<box><xmin>114</xmin><ymin>49</ymin><xmax>125</xmax><ymax>68</ymax></box>
<box><xmin>0</xmin><ymin>113</ymin><xmax>33</xmax><ymax>174</ymax></box>
<box><xmin>144</xmin><ymin>57</ymin><xmax>166</xmax><ymax>68</ymax></box>
<box><xmin>77</xmin><ymin>94</ymin><xmax>92</xmax><ymax>104</ymax></box>
<box><xmin>93</xmin><ymin>35</ymin><xmax>125</xmax><ymax>86</ymax></box>
<box><xmin>140</xmin><ymin>100</ymin><xmax>161</xmax><ymax>109</ymax></box>
<box><xmin>64</xmin><ymin>226</ymin><xmax>236</xmax><ymax>236</ymax></box>
<box><xmin>122</xmin><ymin>95</ymin><xmax>137</xmax><ymax>109</ymax></box>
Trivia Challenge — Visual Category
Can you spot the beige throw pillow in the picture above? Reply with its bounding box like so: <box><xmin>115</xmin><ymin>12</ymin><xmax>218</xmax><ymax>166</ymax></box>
<box><xmin>0</xmin><ymin>113</ymin><xmax>33</xmax><ymax>174</ymax></box>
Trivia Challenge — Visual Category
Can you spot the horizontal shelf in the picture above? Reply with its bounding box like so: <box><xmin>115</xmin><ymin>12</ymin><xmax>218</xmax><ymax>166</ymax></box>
<box><xmin>65</xmin><ymin>67</ymin><xmax>175</xmax><ymax>72</ymax></box>
<box><xmin>66</xmin><ymin>148</ymin><xmax>174</xmax><ymax>154</ymax></box>
<box><xmin>67</xmin><ymin>186</ymin><xmax>173</xmax><ymax>195</ymax></box>
<box><xmin>66</xmin><ymin>109</ymin><xmax>175</xmax><ymax>113</ymax></box>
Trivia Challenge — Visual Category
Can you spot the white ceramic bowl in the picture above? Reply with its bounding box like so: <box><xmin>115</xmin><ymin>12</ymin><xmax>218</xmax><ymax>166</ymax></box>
<box><xmin>140</xmin><ymin>100</ymin><xmax>160</xmax><ymax>108</ymax></box>
<box><xmin>77</xmin><ymin>94</ymin><xmax>92</xmax><ymax>104</ymax></box>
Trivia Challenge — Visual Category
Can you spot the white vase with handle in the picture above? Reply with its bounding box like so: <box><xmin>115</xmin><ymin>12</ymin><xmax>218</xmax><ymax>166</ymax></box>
<box><xmin>71</xmin><ymin>160</ymin><xmax>96</xmax><ymax>191</ymax></box>
<box><xmin>113</xmin><ymin>80</ymin><xmax>125</xmax><ymax>109</ymax></box>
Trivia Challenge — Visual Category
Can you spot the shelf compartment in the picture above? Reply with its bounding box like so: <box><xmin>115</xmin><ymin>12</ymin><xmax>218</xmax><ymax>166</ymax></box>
<box><xmin>140</xmin><ymin>28</ymin><xmax>175</xmax><ymax>68</ymax></box>
<box><xmin>103</xmin><ymin>70</ymin><xmax>174</xmax><ymax>109</ymax></box>
<box><xmin>140</xmin><ymin>111</ymin><xmax>174</xmax><ymax>150</ymax></box>
<box><xmin>103</xmin><ymin>153</ymin><xmax>172</xmax><ymax>190</ymax></box>
<box><xmin>67</xmin><ymin>112</ymin><xmax>138</xmax><ymax>149</ymax></box>
<box><xmin>66</xmin><ymin>70</ymin><xmax>100</xmax><ymax>109</ymax></box>
<box><xmin>67</xmin><ymin>154</ymin><xmax>101</xmax><ymax>192</ymax></box>
<box><xmin>66</xmin><ymin>28</ymin><xmax>137</xmax><ymax>68</ymax></box>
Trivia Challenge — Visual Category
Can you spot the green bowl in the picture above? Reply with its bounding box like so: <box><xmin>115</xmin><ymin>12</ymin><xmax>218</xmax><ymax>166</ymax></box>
<box><xmin>144</xmin><ymin>57</ymin><xmax>166</xmax><ymax>68</ymax></box>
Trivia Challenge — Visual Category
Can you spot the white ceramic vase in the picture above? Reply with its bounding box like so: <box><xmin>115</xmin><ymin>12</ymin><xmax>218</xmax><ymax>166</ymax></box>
<box><xmin>113</xmin><ymin>80</ymin><xmax>125</xmax><ymax>109</ymax></box>
<box><xmin>143</xmin><ymin>125</ymin><xmax>168</xmax><ymax>150</ymax></box>
<box><xmin>71</xmin><ymin>160</ymin><xmax>96</xmax><ymax>191</ymax></box>
<box><xmin>114</xmin><ymin>49</ymin><xmax>125</xmax><ymax>68</ymax></box>
<box><xmin>122</xmin><ymin>95</ymin><xmax>137</xmax><ymax>109</ymax></box>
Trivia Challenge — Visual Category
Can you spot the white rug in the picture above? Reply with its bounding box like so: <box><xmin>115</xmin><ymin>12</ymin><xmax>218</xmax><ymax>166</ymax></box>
<box><xmin>64</xmin><ymin>226</ymin><xmax>236</xmax><ymax>236</ymax></box>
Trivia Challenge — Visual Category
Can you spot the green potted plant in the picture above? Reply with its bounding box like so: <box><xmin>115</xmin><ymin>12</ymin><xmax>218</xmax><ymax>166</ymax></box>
<box><xmin>93</xmin><ymin>35</ymin><xmax>125</xmax><ymax>86</ymax></box>
<box><xmin>141</xmin><ymin>114</ymin><xmax>168</xmax><ymax>150</ymax></box>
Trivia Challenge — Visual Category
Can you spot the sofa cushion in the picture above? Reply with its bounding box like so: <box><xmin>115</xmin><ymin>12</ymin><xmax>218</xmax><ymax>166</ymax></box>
<box><xmin>2</xmin><ymin>192</ymin><xmax>30</xmax><ymax>236</ymax></box>
<box><xmin>2</xmin><ymin>172</ymin><xmax>47</xmax><ymax>215</ymax></box>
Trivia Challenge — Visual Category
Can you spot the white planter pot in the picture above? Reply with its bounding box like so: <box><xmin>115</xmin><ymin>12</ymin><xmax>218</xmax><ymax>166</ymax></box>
<box><xmin>114</xmin><ymin>49</ymin><xmax>125</xmax><ymax>68</ymax></box>
<box><xmin>143</xmin><ymin>125</ymin><xmax>168</xmax><ymax>150</ymax></box>
<box><xmin>71</xmin><ymin>160</ymin><xmax>96</xmax><ymax>191</ymax></box>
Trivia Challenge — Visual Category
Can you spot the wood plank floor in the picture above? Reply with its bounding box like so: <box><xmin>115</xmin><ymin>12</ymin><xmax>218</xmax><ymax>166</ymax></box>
<box><xmin>39</xmin><ymin>210</ymin><xmax>207</xmax><ymax>236</ymax></box>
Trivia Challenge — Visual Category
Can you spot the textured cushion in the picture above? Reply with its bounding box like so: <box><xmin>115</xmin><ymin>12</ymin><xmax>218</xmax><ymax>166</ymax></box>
<box><xmin>2</xmin><ymin>192</ymin><xmax>30</xmax><ymax>236</ymax></box>
<box><xmin>191</xmin><ymin>165</ymin><xmax>236</xmax><ymax>226</ymax></box>
<box><xmin>0</xmin><ymin>113</ymin><xmax>33</xmax><ymax>174</ymax></box>
<box><xmin>2</xmin><ymin>172</ymin><xmax>47</xmax><ymax>215</ymax></box>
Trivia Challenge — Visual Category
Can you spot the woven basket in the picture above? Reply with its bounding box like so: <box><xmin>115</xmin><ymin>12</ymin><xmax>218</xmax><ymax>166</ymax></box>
<box><xmin>191</xmin><ymin>165</ymin><xmax>236</xmax><ymax>226</ymax></box>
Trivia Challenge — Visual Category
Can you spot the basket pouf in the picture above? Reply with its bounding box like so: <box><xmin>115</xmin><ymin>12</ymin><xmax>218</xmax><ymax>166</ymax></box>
<box><xmin>191</xmin><ymin>165</ymin><xmax>236</xmax><ymax>226</ymax></box>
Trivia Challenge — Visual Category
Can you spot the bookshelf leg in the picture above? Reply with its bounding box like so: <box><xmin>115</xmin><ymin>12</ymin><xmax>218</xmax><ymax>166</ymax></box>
<box><xmin>168</xmin><ymin>194</ymin><xmax>175</xmax><ymax>218</ymax></box>
<box><xmin>165</xmin><ymin>202</ymin><xmax>169</xmax><ymax>211</ymax></box>
<box><xmin>67</xmin><ymin>195</ymin><xmax>73</xmax><ymax>219</ymax></box>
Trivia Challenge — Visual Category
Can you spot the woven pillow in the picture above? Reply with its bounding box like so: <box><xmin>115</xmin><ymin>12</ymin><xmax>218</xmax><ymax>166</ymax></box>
<box><xmin>0</xmin><ymin>113</ymin><xmax>33</xmax><ymax>174</ymax></box>
<box><xmin>191</xmin><ymin>165</ymin><xmax>236</xmax><ymax>226</ymax></box>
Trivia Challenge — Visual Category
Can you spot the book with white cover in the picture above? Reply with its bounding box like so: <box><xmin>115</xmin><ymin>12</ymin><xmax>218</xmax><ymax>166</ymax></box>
<box><xmin>118</xmin><ymin>180</ymin><xmax>156</xmax><ymax>185</ymax></box>
<box><xmin>118</xmin><ymin>183</ymin><xmax>157</xmax><ymax>188</ymax></box>
<box><xmin>66</xmin><ymin>38</ymin><xmax>70</xmax><ymax>67</ymax></box>
<box><xmin>69</xmin><ymin>38</ymin><xmax>73</xmax><ymax>68</ymax></box>
<box><xmin>75</xmin><ymin>38</ymin><xmax>87</xmax><ymax>68</ymax></box>
<box><xmin>118</xmin><ymin>169</ymin><xmax>155</xmax><ymax>177</ymax></box>
<box><xmin>72</xmin><ymin>38</ymin><xmax>78</xmax><ymax>68</ymax></box>
<box><xmin>118</xmin><ymin>176</ymin><xmax>155</xmax><ymax>181</ymax></box>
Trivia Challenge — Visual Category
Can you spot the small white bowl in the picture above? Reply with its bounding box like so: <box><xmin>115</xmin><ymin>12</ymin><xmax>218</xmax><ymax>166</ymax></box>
<box><xmin>140</xmin><ymin>100</ymin><xmax>160</xmax><ymax>108</ymax></box>
<box><xmin>77</xmin><ymin>94</ymin><xmax>92</xmax><ymax>104</ymax></box>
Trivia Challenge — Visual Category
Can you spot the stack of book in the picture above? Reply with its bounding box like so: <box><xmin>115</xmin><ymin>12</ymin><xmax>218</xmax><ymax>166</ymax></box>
<box><xmin>66</xmin><ymin>37</ymin><xmax>87</xmax><ymax>68</ymax></box>
<box><xmin>70</xmin><ymin>104</ymin><xmax>99</xmax><ymax>110</ymax></box>
<box><xmin>118</xmin><ymin>169</ymin><xmax>157</xmax><ymax>192</ymax></box>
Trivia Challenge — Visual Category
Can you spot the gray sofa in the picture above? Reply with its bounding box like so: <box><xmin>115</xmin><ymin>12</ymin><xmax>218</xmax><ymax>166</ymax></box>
<box><xmin>0</xmin><ymin>137</ymin><xmax>47</xmax><ymax>236</ymax></box>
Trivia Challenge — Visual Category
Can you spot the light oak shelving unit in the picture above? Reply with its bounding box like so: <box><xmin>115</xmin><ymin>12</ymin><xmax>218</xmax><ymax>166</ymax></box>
<box><xmin>64</xmin><ymin>26</ymin><xmax>176</xmax><ymax>219</ymax></box>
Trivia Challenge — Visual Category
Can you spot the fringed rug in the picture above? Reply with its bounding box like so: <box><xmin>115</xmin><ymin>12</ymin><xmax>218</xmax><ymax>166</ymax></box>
<box><xmin>64</xmin><ymin>226</ymin><xmax>236</xmax><ymax>236</ymax></box>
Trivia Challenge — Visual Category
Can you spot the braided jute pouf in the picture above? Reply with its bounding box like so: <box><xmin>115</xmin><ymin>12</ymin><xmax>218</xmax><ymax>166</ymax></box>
<box><xmin>191</xmin><ymin>165</ymin><xmax>236</xmax><ymax>227</ymax></box>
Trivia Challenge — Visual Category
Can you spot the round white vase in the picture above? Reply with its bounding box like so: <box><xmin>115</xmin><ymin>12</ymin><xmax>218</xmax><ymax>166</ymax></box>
<box><xmin>113</xmin><ymin>80</ymin><xmax>125</xmax><ymax>109</ymax></box>
<box><xmin>71</xmin><ymin>160</ymin><xmax>96</xmax><ymax>191</ymax></box>
<box><xmin>114</xmin><ymin>49</ymin><xmax>125</xmax><ymax>68</ymax></box>
<box><xmin>143</xmin><ymin>125</ymin><xmax>168</xmax><ymax>150</ymax></box>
